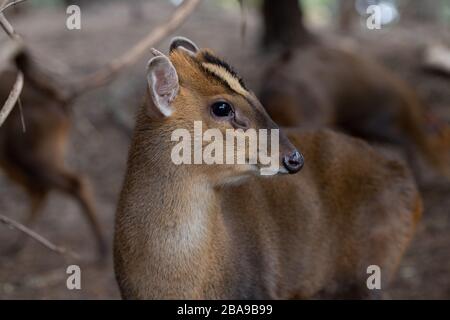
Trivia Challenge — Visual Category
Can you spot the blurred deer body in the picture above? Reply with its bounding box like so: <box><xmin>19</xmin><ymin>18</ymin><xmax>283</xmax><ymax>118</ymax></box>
<box><xmin>114</xmin><ymin>38</ymin><xmax>421</xmax><ymax>299</ymax></box>
<box><xmin>0</xmin><ymin>51</ymin><xmax>106</xmax><ymax>255</ymax></box>
<box><xmin>260</xmin><ymin>44</ymin><xmax>450</xmax><ymax>178</ymax></box>
<box><xmin>0</xmin><ymin>0</ymin><xmax>201</xmax><ymax>258</ymax></box>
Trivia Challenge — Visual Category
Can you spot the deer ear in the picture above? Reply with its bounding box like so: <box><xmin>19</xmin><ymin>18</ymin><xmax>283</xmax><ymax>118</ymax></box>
<box><xmin>170</xmin><ymin>36</ymin><xmax>199</xmax><ymax>56</ymax></box>
<box><xmin>146</xmin><ymin>55</ymin><xmax>179</xmax><ymax>118</ymax></box>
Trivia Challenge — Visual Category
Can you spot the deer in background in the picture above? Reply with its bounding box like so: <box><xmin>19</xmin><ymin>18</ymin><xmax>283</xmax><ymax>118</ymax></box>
<box><xmin>0</xmin><ymin>44</ymin><xmax>107</xmax><ymax>256</ymax></box>
<box><xmin>114</xmin><ymin>37</ymin><xmax>421</xmax><ymax>299</ymax></box>
<box><xmin>259</xmin><ymin>0</ymin><xmax>450</xmax><ymax>182</ymax></box>
<box><xmin>260</xmin><ymin>47</ymin><xmax>450</xmax><ymax>181</ymax></box>
<box><xmin>0</xmin><ymin>0</ymin><xmax>201</xmax><ymax>256</ymax></box>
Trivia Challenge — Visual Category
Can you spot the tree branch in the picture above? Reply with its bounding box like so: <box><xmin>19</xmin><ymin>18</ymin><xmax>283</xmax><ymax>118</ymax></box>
<box><xmin>0</xmin><ymin>0</ymin><xmax>28</xmax><ymax>39</ymax></box>
<box><xmin>0</xmin><ymin>71</ymin><xmax>23</xmax><ymax>127</ymax></box>
<box><xmin>0</xmin><ymin>214</ymin><xmax>78</xmax><ymax>258</ymax></box>
<box><xmin>0</xmin><ymin>12</ymin><xmax>21</xmax><ymax>39</ymax></box>
<box><xmin>71</xmin><ymin>0</ymin><xmax>202</xmax><ymax>97</ymax></box>
<box><xmin>0</xmin><ymin>1</ymin><xmax>26</xmax><ymax>126</ymax></box>
<box><xmin>0</xmin><ymin>0</ymin><xmax>27</xmax><ymax>15</ymax></box>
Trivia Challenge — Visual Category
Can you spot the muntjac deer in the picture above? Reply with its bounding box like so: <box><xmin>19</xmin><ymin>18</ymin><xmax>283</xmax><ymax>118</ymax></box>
<box><xmin>114</xmin><ymin>37</ymin><xmax>422</xmax><ymax>299</ymax></box>
<box><xmin>0</xmin><ymin>47</ymin><xmax>106</xmax><ymax>255</ymax></box>
<box><xmin>259</xmin><ymin>45</ymin><xmax>450</xmax><ymax>181</ymax></box>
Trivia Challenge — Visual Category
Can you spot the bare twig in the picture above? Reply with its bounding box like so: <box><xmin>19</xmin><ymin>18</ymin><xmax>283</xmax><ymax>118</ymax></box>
<box><xmin>0</xmin><ymin>214</ymin><xmax>78</xmax><ymax>258</ymax></box>
<box><xmin>0</xmin><ymin>0</ymin><xmax>27</xmax><ymax>15</ymax></box>
<box><xmin>0</xmin><ymin>1</ymin><xmax>25</xmax><ymax>126</ymax></box>
<box><xmin>0</xmin><ymin>12</ymin><xmax>21</xmax><ymax>39</ymax></box>
<box><xmin>0</xmin><ymin>71</ymin><xmax>23</xmax><ymax>127</ymax></box>
<box><xmin>0</xmin><ymin>1</ymin><xmax>27</xmax><ymax>40</ymax></box>
<box><xmin>72</xmin><ymin>0</ymin><xmax>202</xmax><ymax>97</ymax></box>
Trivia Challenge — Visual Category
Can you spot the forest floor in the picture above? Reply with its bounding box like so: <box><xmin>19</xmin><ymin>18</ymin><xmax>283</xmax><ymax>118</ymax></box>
<box><xmin>0</xmin><ymin>0</ymin><xmax>449</xmax><ymax>299</ymax></box>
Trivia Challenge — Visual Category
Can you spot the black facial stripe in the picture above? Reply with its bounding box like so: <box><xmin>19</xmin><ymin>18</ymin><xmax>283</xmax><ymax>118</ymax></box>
<box><xmin>196</xmin><ymin>61</ymin><xmax>262</xmax><ymax>116</ymax></box>
<box><xmin>201</xmin><ymin>52</ymin><xmax>249</xmax><ymax>91</ymax></box>
<box><xmin>198</xmin><ymin>63</ymin><xmax>236</xmax><ymax>93</ymax></box>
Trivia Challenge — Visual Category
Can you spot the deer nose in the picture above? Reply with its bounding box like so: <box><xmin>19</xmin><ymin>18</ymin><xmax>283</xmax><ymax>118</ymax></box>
<box><xmin>283</xmin><ymin>150</ymin><xmax>304</xmax><ymax>174</ymax></box>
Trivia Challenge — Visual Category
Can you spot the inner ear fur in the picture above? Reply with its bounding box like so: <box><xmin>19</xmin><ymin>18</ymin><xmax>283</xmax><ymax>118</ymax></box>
<box><xmin>146</xmin><ymin>55</ymin><xmax>179</xmax><ymax>118</ymax></box>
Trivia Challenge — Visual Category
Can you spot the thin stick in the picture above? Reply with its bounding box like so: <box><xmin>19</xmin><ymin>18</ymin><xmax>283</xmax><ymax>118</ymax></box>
<box><xmin>0</xmin><ymin>1</ymin><xmax>25</xmax><ymax>126</ymax></box>
<box><xmin>72</xmin><ymin>0</ymin><xmax>202</xmax><ymax>97</ymax></box>
<box><xmin>0</xmin><ymin>0</ymin><xmax>27</xmax><ymax>40</ymax></box>
<box><xmin>0</xmin><ymin>214</ymin><xmax>75</xmax><ymax>257</ymax></box>
<box><xmin>0</xmin><ymin>0</ymin><xmax>27</xmax><ymax>15</ymax></box>
<box><xmin>0</xmin><ymin>12</ymin><xmax>21</xmax><ymax>39</ymax></box>
<box><xmin>0</xmin><ymin>71</ymin><xmax>23</xmax><ymax>127</ymax></box>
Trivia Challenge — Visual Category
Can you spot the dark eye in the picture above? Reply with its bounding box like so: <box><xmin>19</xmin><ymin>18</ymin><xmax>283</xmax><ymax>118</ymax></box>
<box><xmin>211</xmin><ymin>101</ymin><xmax>233</xmax><ymax>117</ymax></box>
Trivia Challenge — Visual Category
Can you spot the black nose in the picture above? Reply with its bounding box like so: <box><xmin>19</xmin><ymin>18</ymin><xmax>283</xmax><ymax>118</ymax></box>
<box><xmin>283</xmin><ymin>150</ymin><xmax>304</xmax><ymax>174</ymax></box>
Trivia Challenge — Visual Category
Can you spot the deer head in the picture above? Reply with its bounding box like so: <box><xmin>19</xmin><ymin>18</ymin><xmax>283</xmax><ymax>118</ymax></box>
<box><xmin>140</xmin><ymin>37</ymin><xmax>304</xmax><ymax>183</ymax></box>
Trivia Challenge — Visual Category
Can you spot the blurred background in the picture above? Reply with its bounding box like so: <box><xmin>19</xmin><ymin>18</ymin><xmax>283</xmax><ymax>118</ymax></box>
<box><xmin>0</xmin><ymin>0</ymin><xmax>449</xmax><ymax>299</ymax></box>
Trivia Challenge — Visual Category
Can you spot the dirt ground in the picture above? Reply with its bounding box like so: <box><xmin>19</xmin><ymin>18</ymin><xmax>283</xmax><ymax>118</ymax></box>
<box><xmin>0</xmin><ymin>0</ymin><xmax>449</xmax><ymax>299</ymax></box>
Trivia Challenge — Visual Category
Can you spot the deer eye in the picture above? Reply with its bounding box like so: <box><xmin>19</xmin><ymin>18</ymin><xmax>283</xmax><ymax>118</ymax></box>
<box><xmin>211</xmin><ymin>101</ymin><xmax>233</xmax><ymax>118</ymax></box>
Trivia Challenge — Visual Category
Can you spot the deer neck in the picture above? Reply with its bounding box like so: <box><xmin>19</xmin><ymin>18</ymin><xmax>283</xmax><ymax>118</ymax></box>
<box><xmin>115</xmin><ymin>106</ymin><xmax>237</xmax><ymax>299</ymax></box>
<box><xmin>121</xmin><ymin>120</ymin><xmax>222</xmax><ymax>256</ymax></box>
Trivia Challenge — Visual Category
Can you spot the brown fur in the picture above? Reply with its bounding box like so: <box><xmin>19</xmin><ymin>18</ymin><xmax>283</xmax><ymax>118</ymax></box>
<box><xmin>260</xmin><ymin>44</ymin><xmax>450</xmax><ymax>179</ymax></box>
<box><xmin>114</xmin><ymin>44</ymin><xmax>421</xmax><ymax>299</ymax></box>
<box><xmin>0</xmin><ymin>53</ymin><xmax>106</xmax><ymax>256</ymax></box>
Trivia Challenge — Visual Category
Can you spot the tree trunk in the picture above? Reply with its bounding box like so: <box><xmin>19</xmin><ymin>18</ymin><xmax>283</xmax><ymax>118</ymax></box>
<box><xmin>262</xmin><ymin>0</ymin><xmax>314</xmax><ymax>49</ymax></box>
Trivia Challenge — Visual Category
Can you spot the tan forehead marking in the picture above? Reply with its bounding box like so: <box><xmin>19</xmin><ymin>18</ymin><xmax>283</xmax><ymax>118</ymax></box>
<box><xmin>201</xmin><ymin>62</ymin><xmax>249</xmax><ymax>97</ymax></box>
